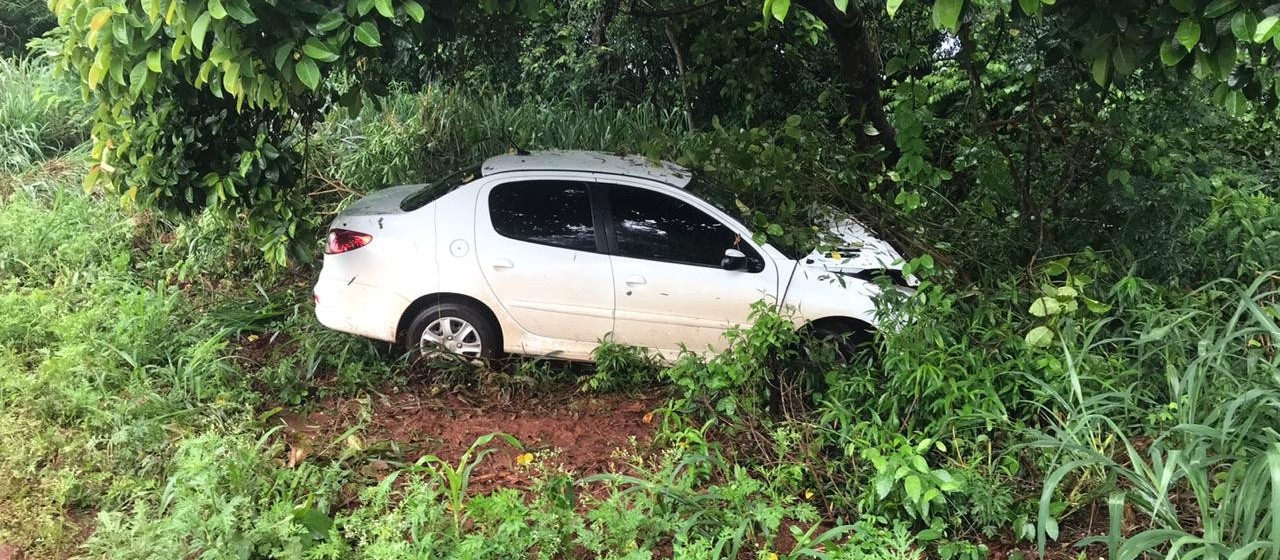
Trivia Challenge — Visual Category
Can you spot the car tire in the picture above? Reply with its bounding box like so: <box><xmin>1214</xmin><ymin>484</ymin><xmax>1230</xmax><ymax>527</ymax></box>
<box><xmin>808</xmin><ymin>322</ymin><xmax>875</xmax><ymax>365</ymax></box>
<box><xmin>405</xmin><ymin>301</ymin><xmax>501</xmax><ymax>360</ymax></box>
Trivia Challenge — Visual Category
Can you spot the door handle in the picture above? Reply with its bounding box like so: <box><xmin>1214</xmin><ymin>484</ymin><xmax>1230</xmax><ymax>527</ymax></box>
<box><xmin>624</xmin><ymin>275</ymin><xmax>647</xmax><ymax>286</ymax></box>
<box><xmin>491</xmin><ymin>259</ymin><xmax>514</xmax><ymax>269</ymax></box>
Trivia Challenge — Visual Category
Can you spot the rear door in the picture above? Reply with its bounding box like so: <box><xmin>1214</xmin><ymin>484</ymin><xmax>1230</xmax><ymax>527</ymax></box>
<box><xmin>599</xmin><ymin>180</ymin><xmax>779</xmax><ymax>356</ymax></box>
<box><xmin>474</xmin><ymin>176</ymin><xmax>615</xmax><ymax>345</ymax></box>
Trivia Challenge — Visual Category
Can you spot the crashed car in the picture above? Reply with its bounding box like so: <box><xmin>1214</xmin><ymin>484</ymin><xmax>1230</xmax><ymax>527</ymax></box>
<box><xmin>313</xmin><ymin>150</ymin><xmax>915</xmax><ymax>360</ymax></box>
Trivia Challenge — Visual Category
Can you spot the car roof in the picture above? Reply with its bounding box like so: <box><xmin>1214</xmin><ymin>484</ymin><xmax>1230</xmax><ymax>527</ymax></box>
<box><xmin>480</xmin><ymin>150</ymin><xmax>693</xmax><ymax>188</ymax></box>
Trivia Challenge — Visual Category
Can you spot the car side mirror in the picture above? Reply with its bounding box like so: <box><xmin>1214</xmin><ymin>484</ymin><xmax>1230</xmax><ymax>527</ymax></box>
<box><xmin>721</xmin><ymin>248</ymin><xmax>747</xmax><ymax>271</ymax></box>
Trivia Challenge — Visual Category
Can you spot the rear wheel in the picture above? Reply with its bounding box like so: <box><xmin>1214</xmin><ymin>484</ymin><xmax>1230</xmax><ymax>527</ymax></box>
<box><xmin>405</xmin><ymin>302</ymin><xmax>500</xmax><ymax>360</ymax></box>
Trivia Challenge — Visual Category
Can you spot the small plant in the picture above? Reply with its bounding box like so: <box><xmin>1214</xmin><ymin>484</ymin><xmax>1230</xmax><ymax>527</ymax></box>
<box><xmin>584</xmin><ymin>335</ymin><xmax>661</xmax><ymax>392</ymax></box>
<box><xmin>860</xmin><ymin>436</ymin><xmax>963</xmax><ymax>523</ymax></box>
<box><xmin>408</xmin><ymin>432</ymin><xmax>522</xmax><ymax>536</ymax></box>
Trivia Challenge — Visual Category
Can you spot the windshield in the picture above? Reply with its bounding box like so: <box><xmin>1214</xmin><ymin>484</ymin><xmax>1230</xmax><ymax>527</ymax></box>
<box><xmin>399</xmin><ymin>164</ymin><xmax>482</xmax><ymax>211</ymax></box>
<box><xmin>684</xmin><ymin>174</ymin><xmax>814</xmax><ymax>260</ymax></box>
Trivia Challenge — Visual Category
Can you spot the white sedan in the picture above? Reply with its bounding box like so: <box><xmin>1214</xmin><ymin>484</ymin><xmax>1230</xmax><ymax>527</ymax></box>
<box><xmin>313</xmin><ymin>150</ymin><xmax>914</xmax><ymax>361</ymax></box>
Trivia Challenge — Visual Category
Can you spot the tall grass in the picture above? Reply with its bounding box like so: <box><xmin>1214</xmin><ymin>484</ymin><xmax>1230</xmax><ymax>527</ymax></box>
<box><xmin>0</xmin><ymin>57</ymin><xmax>88</xmax><ymax>174</ymax></box>
<box><xmin>1028</xmin><ymin>274</ymin><xmax>1280</xmax><ymax>558</ymax></box>
<box><xmin>314</xmin><ymin>86</ymin><xmax>687</xmax><ymax>193</ymax></box>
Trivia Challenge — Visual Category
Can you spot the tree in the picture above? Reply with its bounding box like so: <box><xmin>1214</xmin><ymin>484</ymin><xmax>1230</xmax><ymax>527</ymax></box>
<box><xmin>48</xmin><ymin>0</ymin><xmax>534</xmax><ymax>264</ymax></box>
<box><xmin>0</xmin><ymin>0</ymin><xmax>56</xmax><ymax>57</ymax></box>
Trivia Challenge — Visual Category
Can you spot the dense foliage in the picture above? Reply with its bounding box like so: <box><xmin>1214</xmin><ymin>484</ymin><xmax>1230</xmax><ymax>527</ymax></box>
<box><xmin>1</xmin><ymin>0</ymin><xmax>1278</xmax><ymax>558</ymax></box>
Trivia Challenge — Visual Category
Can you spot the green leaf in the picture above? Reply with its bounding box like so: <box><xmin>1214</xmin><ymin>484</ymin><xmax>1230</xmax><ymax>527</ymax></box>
<box><xmin>208</xmin><ymin>0</ymin><xmax>227</xmax><ymax>19</ymax></box>
<box><xmin>903</xmin><ymin>475</ymin><xmax>922</xmax><ymax>503</ymax></box>
<box><xmin>1255</xmin><ymin>16</ymin><xmax>1279</xmax><ymax>43</ymax></box>
<box><xmin>316</xmin><ymin>12</ymin><xmax>345</xmax><ymax>32</ymax></box>
<box><xmin>766</xmin><ymin>223</ymin><xmax>784</xmax><ymax>236</ymax></box>
<box><xmin>354</xmin><ymin>22</ymin><xmax>382</xmax><ymax>46</ymax></box>
<box><xmin>302</xmin><ymin>38</ymin><xmax>339</xmax><ymax>62</ymax></box>
<box><xmin>1203</xmin><ymin>0</ymin><xmax>1236</xmax><ymax>18</ymax></box>
<box><xmin>770</xmin><ymin>0</ymin><xmax>790</xmax><ymax>22</ymax></box>
<box><xmin>886</xmin><ymin>0</ymin><xmax>904</xmax><ymax>17</ymax></box>
<box><xmin>1230</xmin><ymin>11</ymin><xmax>1257</xmax><ymax>41</ymax></box>
<box><xmin>1177</xmin><ymin>19</ymin><xmax>1201</xmax><ymax>51</ymax></box>
<box><xmin>374</xmin><ymin>0</ymin><xmax>394</xmax><ymax>18</ymax></box>
<box><xmin>223</xmin><ymin>61</ymin><xmax>239</xmax><ymax>95</ymax></box>
<box><xmin>129</xmin><ymin>60</ymin><xmax>148</xmax><ymax>97</ymax></box>
<box><xmin>1025</xmin><ymin>326</ymin><xmax>1054</xmax><ymax>348</ymax></box>
<box><xmin>1170</xmin><ymin>0</ymin><xmax>1195</xmax><ymax>13</ymax></box>
<box><xmin>1160</xmin><ymin>39</ymin><xmax>1187</xmax><ymax>65</ymax></box>
<box><xmin>403</xmin><ymin>0</ymin><xmax>425</xmax><ymax>22</ymax></box>
<box><xmin>933</xmin><ymin>0</ymin><xmax>964</xmax><ymax>31</ymax></box>
<box><xmin>1091</xmin><ymin>50</ymin><xmax>1109</xmax><ymax>86</ymax></box>
<box><xmin>146</xmin><ymin>49</ymin><xmax>162</xmax><ymax>72</ymax></box>
<box><xmin>295</xmin><ymin>56</ymin><xmax>320</xmax><ymax>90</ymax></box>
<box><xmin>190</xmin><ymin>12</ymin><xmax>211</xmax><ymax>53</ymax></box>
<box><xmin>1018</xmin><ymin>0</ymin><xmax>1039</xmax><ymax>16</ymax></box>
<box><xmin>1112</xmin><ymin>44</ymin><xmax>1136</xmax><ymax>76</ymax></box>
<box><xmin>1213</xmin><ymin>40</ymin><xmax>1236</xmax><ymax>79</ymax></box>
<box><xmin>1223</xmin><ymin>89</ymin><xmax>1247</xmax><ymax>115</ymax></box>
<box><xmin>833</xmin><ymin>0</ymin><xmax>848</xmax><ymax>12</ymax></box>
<box><xmin>274</xmin><ymin>42</ymin><xmax>294</xmax><ymax>70</ymax></box>
<box><xmin>1029</xmin><ymin>297</ymin><xmax>1061</xmax><ymax>317</ymax></box>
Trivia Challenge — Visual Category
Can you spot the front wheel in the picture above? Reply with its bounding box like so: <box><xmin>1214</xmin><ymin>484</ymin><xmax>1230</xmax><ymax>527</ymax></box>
<box><xmin>806</xmin><ymin>322</ymin><xmax>875</xmax><ymax>366</ymax></box>
<box><xmin>405</xmin><ymin>302</ymin><xmax>500</xmax><ymax>360</ymax></box>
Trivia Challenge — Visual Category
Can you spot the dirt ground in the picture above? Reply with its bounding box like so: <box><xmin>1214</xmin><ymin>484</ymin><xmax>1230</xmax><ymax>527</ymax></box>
<box><xmin>271</xmin><ymin>380</ymin><xmax>667</xmax><ymax>495</ymax></box>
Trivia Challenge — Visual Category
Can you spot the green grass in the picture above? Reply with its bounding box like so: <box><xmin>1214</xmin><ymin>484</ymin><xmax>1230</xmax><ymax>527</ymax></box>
<box><xmin>0</xmin><ymin>57</ymin><xmax>88</xmax><ymax>175</ymax></box>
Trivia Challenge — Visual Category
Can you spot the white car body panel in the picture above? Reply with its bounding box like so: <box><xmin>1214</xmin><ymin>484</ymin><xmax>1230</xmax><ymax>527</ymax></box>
<box><xmin>314</xmin><ymin>150</ymin><xmax>912</xmax><ymax>362</ymax></box>
<box><xmin>473</xmin><ymin>172</ymin><xmax>615</xmax><ymax>357</ymax></box>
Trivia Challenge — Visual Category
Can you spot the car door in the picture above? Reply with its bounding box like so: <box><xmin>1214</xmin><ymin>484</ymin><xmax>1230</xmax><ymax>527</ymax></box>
<box><xmin>474</xmin><ymin>176</ymin><xmax>615</xmax><ymax>346</ymax></box>
<box><xmin>600</xmin><ymin>180</ymin><xmax>779</xmax><ymax>356</ymax></box>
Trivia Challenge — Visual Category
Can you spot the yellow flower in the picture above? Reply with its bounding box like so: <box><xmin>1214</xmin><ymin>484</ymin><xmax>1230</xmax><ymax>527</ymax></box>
<box><xmin>515</xmin><ymin>453</ymin><xmax>534</xmax><ymax>466</ymax></box>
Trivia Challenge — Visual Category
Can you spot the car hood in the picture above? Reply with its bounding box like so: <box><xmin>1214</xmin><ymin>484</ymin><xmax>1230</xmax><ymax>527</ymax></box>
<box><xmin>801</xmin><ymin>214</ymin><xmax>916</xmax><ymax>284</ymax></box>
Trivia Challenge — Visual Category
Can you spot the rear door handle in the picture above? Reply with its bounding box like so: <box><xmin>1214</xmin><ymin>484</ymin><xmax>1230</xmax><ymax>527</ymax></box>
<box><xmin>491</xmin><ymin>259</ymin><xmax>514</xmax><ymax>269</ymax></box>
<box><xmin>624</xmin><ymin>275</ymin><xmax>647</xmax><ymax>286</ymax></box>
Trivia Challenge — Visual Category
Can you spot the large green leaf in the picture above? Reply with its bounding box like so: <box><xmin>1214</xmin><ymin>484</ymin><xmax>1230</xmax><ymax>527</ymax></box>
<box><xmin>302</xmin><ymin>38</ymin><xmax>339</xmax><ymax>62</ymax></box>
<box><xmin>354</xmin><ymin>21</ymin><xmax>381</xmax><ymax>46</ymax></box>
<box><xmin>1026</xmin><ymin>326</ymin><xmax>1054</xmax><ymax>347</ymax></box>
<box><xmin>1177</xmin><ymin>19</ymin><xmax>1201</xmax><ymax>51</ymax></box>
<box><xmin>1160</xmin><ymin>38</ymin><xmax>1187</xmax><ymax>65</ymax></box>
<box><xmin>1091</xmin><ymin>49</ymin><xmax>1110</xmax><ymax>86</ymax></box>
<box><xmin>1231</xmin><ymin>11</ymin><xmax>1257</xmax><ymax>41</ymax></box>
<box><xmin>1203</xmin><ymin>0</ymin><xmax>1236</xmax><ymax>18</ymax></box>
<box><xmin>295</xmin><ymin>56</ymin><xmax>320</xmax><ymax>90</ymax></box>
<box><xmin>190</xmin><ymin>12</ymin><xmax>211</xmax><ymax>53</ymax></box>
<box><xmin>770</xmin><ymin>0</ymin><xmax>791</xmax><ymax>22</ymax></box>
<box><xmin>403</xmin><ymin>0</ymin><xmax>425</xmax><ymax>22</ymax></box>
<box><xmin>933</xmin><ymin>0</ymin><xmax>964</xmax><ymax>31</ymax></box>
<box><xmin>1018</xmin><ymin>0</ymin><xmax>1039</xmax><ymax>16</ymax></box>
<box><xmin>208</xmin><ymin>0</ymin><xmax>227</xmax><ymax>20</ymax></box>
<box><xmin>886</xmin><ymin>0</ymin><xmax>904</xmax><ymax>17</ymax></box>
<box><xmin>1113</xmin><ymin>43</ymin><xmax>1137</xmax><ymax>75</ymax></box>
<box><xmin>374</xmin><ymin>0</ymin><xmax>394</xmax><ymax>18</ymax></box>
<box><xmin>1255</xmin><ymin>15</ymin><xmax>1279</xmax><ymax>43</ymax></box>
<box><xmin>316</xmin><ymin>12</ymin><xmax>345</xmax><ymax>32</ymax></box>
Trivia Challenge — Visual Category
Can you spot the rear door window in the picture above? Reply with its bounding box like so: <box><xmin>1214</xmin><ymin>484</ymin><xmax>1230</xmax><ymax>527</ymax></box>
<box><xmin>488</xmin><ymin>180</ymin><xmax>598</xmax><ymax>252</ymax></box>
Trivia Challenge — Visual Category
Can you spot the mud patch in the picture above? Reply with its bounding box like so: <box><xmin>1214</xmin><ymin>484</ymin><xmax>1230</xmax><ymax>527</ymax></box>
<box><xmin>272</xmin><ymin>384</ymin><xmax>666</xmax><ymax>493</ymax></box>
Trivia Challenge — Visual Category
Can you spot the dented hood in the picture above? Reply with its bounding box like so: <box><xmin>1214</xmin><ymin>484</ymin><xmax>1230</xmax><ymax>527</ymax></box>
<box><xmin>803</xmin><ymin>214</ymin><xmax>912</xmax><ymax>278</ymax></box>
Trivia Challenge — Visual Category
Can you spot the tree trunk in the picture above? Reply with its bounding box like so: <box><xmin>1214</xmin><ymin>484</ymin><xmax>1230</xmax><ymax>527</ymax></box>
<box><xmin>590</xmin><ymin>0</ymin><xmax>623</xmax><ymax>49</ymax></box>
<box><xmin>795</xmin><ymin>0</ymin><xmax>899</xmax><ymax>161</ymax></box>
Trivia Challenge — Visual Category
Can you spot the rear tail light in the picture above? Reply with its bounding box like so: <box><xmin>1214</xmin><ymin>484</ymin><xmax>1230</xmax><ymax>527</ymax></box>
<box><xmin>325</xmin><ymin>229</ymin><xmax>372</xmax><ymax>254</ymax></box>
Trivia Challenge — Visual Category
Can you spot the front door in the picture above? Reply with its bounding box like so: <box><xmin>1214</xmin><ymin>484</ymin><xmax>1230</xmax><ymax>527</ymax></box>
<box><xmin>474</xmin><ymin>177</ymin><xmax>615</xmax><ymax>347</ymax></box>
<box><xmin>601</xmin><ymin>182</ymin><xmax>778</xmax><ymax>357</ymax></box>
